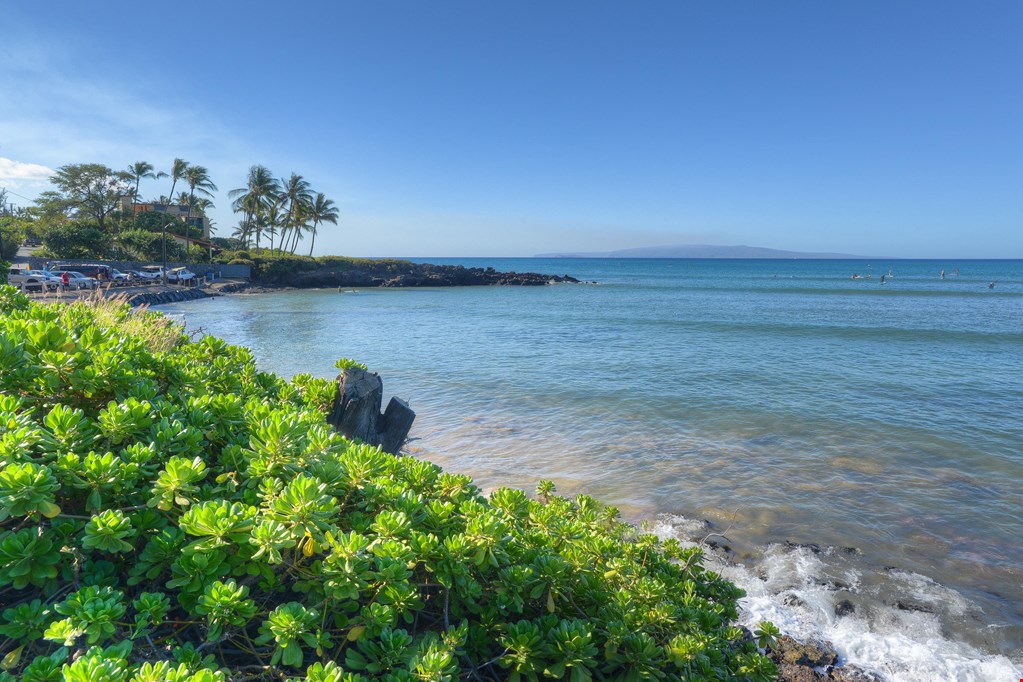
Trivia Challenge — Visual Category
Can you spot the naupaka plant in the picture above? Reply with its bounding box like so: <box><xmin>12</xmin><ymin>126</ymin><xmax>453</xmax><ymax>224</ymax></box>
<box><xmin>0</xmin><ymin>286</ymin><xmax>777</xmax><ymax>681</ymax></box>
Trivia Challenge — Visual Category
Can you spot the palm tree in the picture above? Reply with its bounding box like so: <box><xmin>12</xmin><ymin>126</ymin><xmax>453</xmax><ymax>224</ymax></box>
<box><xmin>287</xmin><ymin>198</ymin><xmax>313</xmax><ymax>254</ymax></box>
<box><xmin>125</xmin><ymin>161</ymin><xmax>167</xmax><ymax>225</ymax></box>
<box><xmin>184</xmin><ymin>165</ymin><xmax>217</xmax><ymax>225</ymax></box>
<box><xmin>231</xmin><ymin>221</ymin><xmax>252</xmax><ymax>247</ymax></box>
<box><xmin>166</xmin><ymin>158</ymin><xmax>189</xmax><ymax>208</ymax></box>
<box><xmin>196</xmin><ymin>197</ymin><xmax>215</xmax><ymax>216</ymax></box>
<box><xmin>265</xmin><ymin>197</ymin><xmax>285</xmax><ymax>253</ymax></box>
<box><xmin>229</xmin><ymin>165</ymin><xmax>280</xmax><ymax>252</ymax></box>
<box><xmin>276</xmin><ymin>173</ymin><xmax>312</xmax><ymax>255</ymax></box>
<box><xmin>306</xmin><ymin>193</ymin><xmax>338</xmax><ymax>256</ymax></box>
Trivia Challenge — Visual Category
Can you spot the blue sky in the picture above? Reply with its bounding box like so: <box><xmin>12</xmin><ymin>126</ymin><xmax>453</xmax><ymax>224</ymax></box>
<box><xmin>1</xmin><ymin>1</ymin><xmax>1020</xmax><ymax>258</ymax></box>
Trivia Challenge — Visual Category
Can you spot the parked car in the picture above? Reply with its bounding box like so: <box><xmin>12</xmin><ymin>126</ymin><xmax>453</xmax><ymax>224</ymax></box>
<box><xmin>137</xmin><ymin>266</ymin><xmax>165</xmax><ymax>281</ymax></box>
<box><xmin>48</xmin><ymin>263</ymin><xmax>113</xmax><ymax>281</ymax></box>
<box><xmin>7</xmin><ymin>266</ymin><xmax>32</xmax><ymax>285</ymax></box>
<box><xmin>109</xmin><ymin>269</ymin><xmax>131</xmax><ymax>285</ymax></box>
<box><xmin>60</xmin><ymin>271</ymin><xmax>97</xmax><ymax>290</ymax></box>
<box><xmin>7</xmin><ymin>267</ymin><xmax>58</xmax><ymax>292</ymax></box>
<box><xmin>26</xmin><ymin>270</ymin><xmax>63</xmax><ymax>291</ymax></box>
<box><xmin>167</xmin><ymin>267</ymin><xmax>196</xmax><ymax>284</ymax></box>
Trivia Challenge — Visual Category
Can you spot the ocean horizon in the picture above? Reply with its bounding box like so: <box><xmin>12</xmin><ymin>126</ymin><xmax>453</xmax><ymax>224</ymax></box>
<box><xmin>161</xmin><ymin>257</ymin><xmax>1023</xmax><ymax>680</ymax></box>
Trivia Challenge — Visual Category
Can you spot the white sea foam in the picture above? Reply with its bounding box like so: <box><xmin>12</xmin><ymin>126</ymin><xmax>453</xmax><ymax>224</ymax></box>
<box><xmin>652</xmin><ymin>515</ymin><xmax>1023</xmax><ymax>681</ymax></box>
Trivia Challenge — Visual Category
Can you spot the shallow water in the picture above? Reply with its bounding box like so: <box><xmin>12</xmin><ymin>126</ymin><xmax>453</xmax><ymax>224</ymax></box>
<box><xmin>161</xmin><ymin>258</ymin><xmax>1023</xmax><ymax>677</ymax></box>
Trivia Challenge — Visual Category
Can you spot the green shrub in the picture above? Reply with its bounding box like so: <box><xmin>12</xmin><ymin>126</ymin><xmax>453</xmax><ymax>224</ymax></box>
<box><xmin>0</xmin><ymin>285</ymin><xmax>776</xmax><ymax>680</ymax></box>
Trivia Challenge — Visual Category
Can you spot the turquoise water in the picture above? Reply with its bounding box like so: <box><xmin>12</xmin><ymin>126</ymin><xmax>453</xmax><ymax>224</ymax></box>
<box><xmin>162</xmin><ymin>258</ymin><xmax>1023</xmax><ymax>677</ymax></box>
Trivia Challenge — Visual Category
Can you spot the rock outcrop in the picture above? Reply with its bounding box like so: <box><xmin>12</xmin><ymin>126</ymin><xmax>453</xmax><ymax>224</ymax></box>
<box><xmin>127</xmin><ymin>287</ymin><xmax>214</xmax><ymax>307</ymax></box>
<box><xmin>768</xmin><ymin>635</ymin><xmax>885</xmax><ymax>681</ymax></box>
<box><xmin>279</xmin><ymin>263</ymin><xmax>580</xmax><ymax>289</ymax></box>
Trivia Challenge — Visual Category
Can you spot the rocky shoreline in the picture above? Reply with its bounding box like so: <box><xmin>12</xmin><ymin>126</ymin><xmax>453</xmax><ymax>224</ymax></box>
<box><xmin>766</xmin><ymin>636</ymin><xmax>881</xmax><ymax>682</ymax></box>
<box><xmin>263</xmin><ymin>261</ymin><xmax>582</xmax><ymax>288</ymax></box>
<box><xmin>16</xmin><ymin>261</ymin><xmax>585</xmax><ymax>307</ymax></box>
<box><xmin>126</xmin><ymin>286</ymin><xmax>214</xmax><ymax>306</ymax></box>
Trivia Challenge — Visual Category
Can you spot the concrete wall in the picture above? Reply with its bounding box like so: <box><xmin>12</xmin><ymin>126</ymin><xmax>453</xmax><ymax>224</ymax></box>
<box><xmin>17</xmin><ymin>257</ymin><xmax>250</xmax><ymax>280</ymax></box>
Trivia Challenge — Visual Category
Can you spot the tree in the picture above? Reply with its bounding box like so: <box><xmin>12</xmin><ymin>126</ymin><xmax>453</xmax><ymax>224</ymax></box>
<box><xmin>165</xmin><ymin>158</ymin><xmax>190</xmax><ymax>206</ymax></box>
<box><xmin>43</xmin><ymin>164</ymin><xmax>132</xmax><ymax>231</ymax></box>
<box><xmin>184</xmin><ymin>164</ymin><xmax>217</xmax><ymax>225</ymax></box>
<box><xmin>41</xmin><ymin>220</ymin><xmax>112</xmax><ymax>259</ymax></box>
<box><xmin>305</xmin><ymin>193</ymin><xmax>338</xmax><ymax>256</ymax></box>
<box><xmin>277</xmin><ymin>173</ymin><xmax>312</xmax><ymax>255</ymax></box>
<box><xmin>229</xmin><ymin>165</ymin><xmax>280</xmax><ymax>251</ymax></box>
<box><xmin>125</xmin><ymin>161</ymin><xmax>167</xmax><ymax>223</ymax></box>
<box><xmin>0</xmin><ymin>217</ymin><xmax>28</xmax><ymax>261</ymax></box>
<box><xmin>115</xmin><ymin>229</ymin><xmax>170</xmax><ymax>260</ymax></box>
<box><xmin>134</xmin><ymin>210</ymin><xmax>171</xmax><ymax>233</ymax></box>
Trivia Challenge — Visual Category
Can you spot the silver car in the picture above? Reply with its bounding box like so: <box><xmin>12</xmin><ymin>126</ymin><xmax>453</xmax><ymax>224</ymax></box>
<box><xmin>26</xmin><ymin>270</ymin><xmax>63</xmax><ymax>291</ymax></box>
<box><xmin>58</xmin><ymin>271</ymin><xmax>97</xmax><ymax>290</ymax></box>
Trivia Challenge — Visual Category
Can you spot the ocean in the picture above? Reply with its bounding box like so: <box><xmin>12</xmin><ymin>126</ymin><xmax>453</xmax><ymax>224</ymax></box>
<box><xmin>159</xmin><ymin>258</ymin><xmax>1023</xmax><ymax>680</ymax></box>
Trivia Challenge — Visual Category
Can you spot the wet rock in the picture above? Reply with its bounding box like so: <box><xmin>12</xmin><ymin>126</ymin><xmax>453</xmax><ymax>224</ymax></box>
<box><xmin>835</xmin><ymin>599</ymin><xmax>855</xmax><ymax>616</ymax></box>
<box><xmin>828</xmin><ymin>664</ymin><xmax>885</xmax><ymax>682</ymax></box>
<box><xmin>776</xmin><ymin>663</ymin><xmax>826</xmax><ymax>682</ymax></box>
<box><xmin>127</xmin><ymin>287</ymin><xmax>214</xmax><ymax>307</ymax></box>
<box><xmin>783</xmin><ymin>593</ymin><xmax>807</xmax><ymax>608</ymax></box>
<box><xmin>266</xmin><ymin>262</ymin><xmax>581</xmax><ymax>288</ymax></box>
<box><xmin>811</xmin><ymin>576</ymin><xmax>852</xmax><ymax>590</ymax></box>
<box><xmin>769</xmin><ymin>635</ymin><xmax>839</xmax><ymax>667</ymax></box>
<box><xmin>894</xmin><ymin>599</ymin><xmax>935</xmax><ymax>614</ymax></box>
<box><xmin>706</xmin><ymin>539</ymin><xmax>733</xmax><ymax>554</ymax></box>
<box><xmin>785</xmin><ymin>541</ymin><xmax>822</xmax><ymax>554</ymax></box>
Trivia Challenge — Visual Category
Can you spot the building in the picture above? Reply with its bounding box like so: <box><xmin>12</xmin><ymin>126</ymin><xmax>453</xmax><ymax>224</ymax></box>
<box><xmin>130</xmin><ymin>202</ymin><xmax>211</xmax><ymax>239</ymax></box>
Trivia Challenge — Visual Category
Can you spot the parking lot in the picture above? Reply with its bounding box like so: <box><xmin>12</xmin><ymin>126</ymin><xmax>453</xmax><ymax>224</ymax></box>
<box><xmin>16</xmin><ymin>281</ymin><xmax>205</xmax><ymax>302</ymax></box>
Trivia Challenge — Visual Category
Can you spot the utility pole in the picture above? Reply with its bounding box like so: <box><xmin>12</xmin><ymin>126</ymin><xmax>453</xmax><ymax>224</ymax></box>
<box><xmin>161</xmin><ymin>216</ymin><xmax>168</xmax><ymax>285</ymax></box>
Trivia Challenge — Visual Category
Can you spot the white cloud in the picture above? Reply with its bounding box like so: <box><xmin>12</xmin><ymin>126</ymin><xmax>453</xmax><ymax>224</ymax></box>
<box><xmin>0</xmin><ymin>157</ymin><xmax>53</xmax><ymax>182</ymax></box>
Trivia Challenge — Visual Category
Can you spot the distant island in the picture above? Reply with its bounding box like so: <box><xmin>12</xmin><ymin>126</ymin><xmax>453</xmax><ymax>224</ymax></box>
<box><xmin>536</xmin><ymin>244</ymin><xmax>870</xmax><ymax>259</ymax></box>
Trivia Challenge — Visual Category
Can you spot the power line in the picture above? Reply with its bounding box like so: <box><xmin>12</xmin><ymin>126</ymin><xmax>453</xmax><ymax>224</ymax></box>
<box><xmin>0</xmin><ymin>187</ymin><xmax>36</xmax><ymax>202</ymax></box>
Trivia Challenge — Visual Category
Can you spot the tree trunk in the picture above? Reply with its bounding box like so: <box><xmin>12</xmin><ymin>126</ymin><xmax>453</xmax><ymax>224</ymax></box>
<box><xmin>327</xmin><ymin>368</ymin><xmax>415</xmax><ymax>455</ymax></box>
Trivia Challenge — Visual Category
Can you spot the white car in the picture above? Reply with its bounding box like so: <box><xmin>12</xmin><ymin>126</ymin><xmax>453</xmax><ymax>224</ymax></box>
<box><xmin>167</xmin><ymin>267</ymin><xmax>196</xmax><ymax>283</ymax></box>
<box><xmin>7</xmin><ymin>268</ymin><xmax>59</xmax><ymax>292</ymax></box>
<box><xmin>137</xmin><ymin>266</ymin><xmax>165</xmax><ymax>281</ymax></box>
<box><xmin>109</xmin><ymin>269</ymin><xmax>131</xmax><ymax>285</ymax></box>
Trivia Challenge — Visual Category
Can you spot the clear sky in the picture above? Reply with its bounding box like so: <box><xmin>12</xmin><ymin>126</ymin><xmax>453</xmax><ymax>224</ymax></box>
<box><xmin>1</xmin><ymin>1</ymin><xmax>1020</xmax><ymax>258</ymax></box>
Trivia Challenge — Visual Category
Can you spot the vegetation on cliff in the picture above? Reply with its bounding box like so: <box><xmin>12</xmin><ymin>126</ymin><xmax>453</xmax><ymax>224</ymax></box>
<box><xmin>8</xmin><ymin>159</ymin><xmax>338</xmax><ymax>263</ymax></box>
<box><xmin>0</xmin><ymin>287</ymin><xmax>776</xmax><ymax>681</ymax></box>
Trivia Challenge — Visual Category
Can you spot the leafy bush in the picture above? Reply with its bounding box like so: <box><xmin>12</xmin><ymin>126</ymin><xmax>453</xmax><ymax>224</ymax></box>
<box><xmin>0</xmin><ymin>285</ymin><xmax>775</xmax><ymax>681</ymax></box>
<box><xmin>0</xmin><ymin>217</ymin><xmax>28</xmax><ymax>261</ymax></box>
<box><xmin>39</xmin><ymin>220</ymin><xmax>112</xmax><ymax>259</ymax></box>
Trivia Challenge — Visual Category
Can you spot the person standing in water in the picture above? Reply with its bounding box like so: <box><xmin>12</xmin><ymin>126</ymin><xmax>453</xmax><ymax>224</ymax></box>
<box><xmin>940</xmin><ymin>269</ymin><xmax>945</xmax><ymax>280</ymax></box>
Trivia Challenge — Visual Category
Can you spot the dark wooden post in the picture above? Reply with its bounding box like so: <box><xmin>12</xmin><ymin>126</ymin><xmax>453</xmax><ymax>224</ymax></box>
<box><xmin>327</xmin><ymin>368</ymin><xmax>415</xmax><ymax>455</ymax></box>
